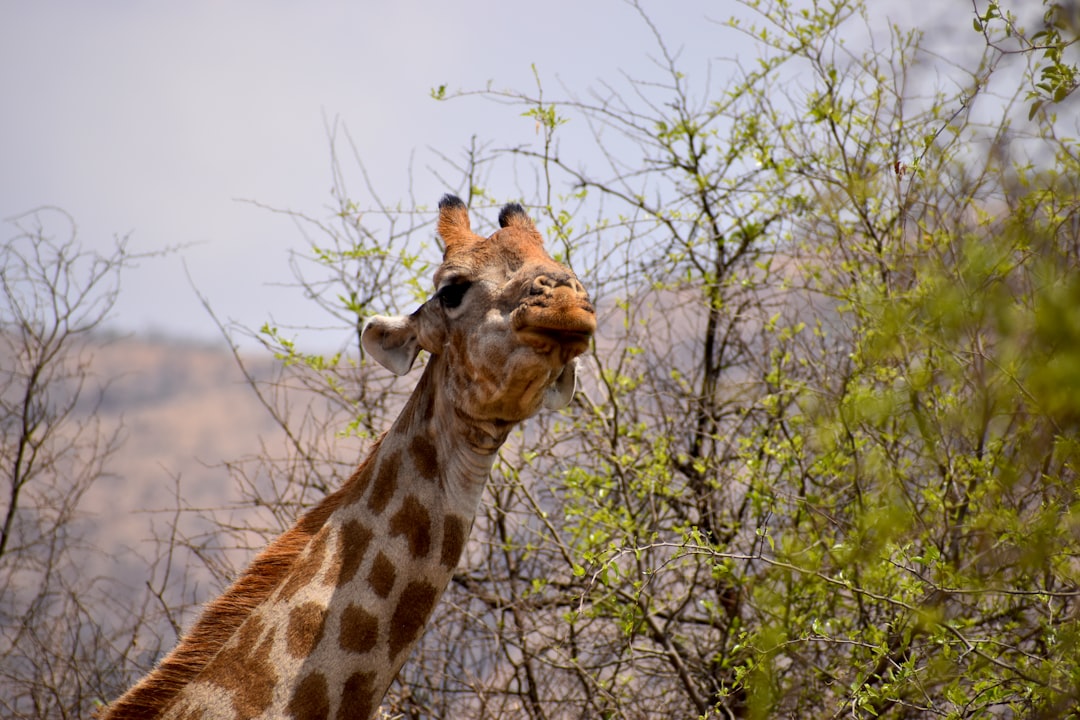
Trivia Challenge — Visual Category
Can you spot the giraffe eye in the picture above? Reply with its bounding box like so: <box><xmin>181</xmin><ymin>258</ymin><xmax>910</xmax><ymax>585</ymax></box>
<box><xmin>436</xmin><ymin>281</ymin><xmax>471</xmax><ymax>309</ymax></box>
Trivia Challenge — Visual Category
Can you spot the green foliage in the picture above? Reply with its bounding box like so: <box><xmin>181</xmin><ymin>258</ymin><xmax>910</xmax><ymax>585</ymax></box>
<box><xmin>974</xmin><ymin>0</ymin><xmax>1080</xmax><ymax>119</ymax></box>
<box><xmin>452</xmin><ymin>1</ymin><xmax>1079</xmax><ymax>716</ymax></box>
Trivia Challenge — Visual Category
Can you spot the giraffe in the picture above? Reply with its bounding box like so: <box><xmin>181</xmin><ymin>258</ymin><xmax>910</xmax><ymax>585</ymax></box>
<box><xmin>100</xmin><ymin>195</ymin><xmax>596</xmax><ymax>720</ymax></box>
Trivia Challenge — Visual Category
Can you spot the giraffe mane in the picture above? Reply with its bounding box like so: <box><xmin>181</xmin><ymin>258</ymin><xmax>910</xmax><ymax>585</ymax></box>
<box><xmin>100</xmin><ymin>437</ymin><xmax>384</xmax><ymax>718</ymax></box>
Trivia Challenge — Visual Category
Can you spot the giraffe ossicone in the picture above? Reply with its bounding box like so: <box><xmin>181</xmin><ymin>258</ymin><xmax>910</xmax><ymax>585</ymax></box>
<box><xmin>100</xmin><ymin>194</ymin><xmax>596</xmax><ymax>720</ymax></box>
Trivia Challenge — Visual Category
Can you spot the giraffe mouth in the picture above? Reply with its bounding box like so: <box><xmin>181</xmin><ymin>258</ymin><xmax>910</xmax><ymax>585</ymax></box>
<box><xmin>512</xmin><ymin>305</ymin><xmax>595</xmax><ymax>360</ymax></box>
<box><xmin>517</xmin><ymin>326</ymin><xmax>592</xmax><ymax>355</ymax></box>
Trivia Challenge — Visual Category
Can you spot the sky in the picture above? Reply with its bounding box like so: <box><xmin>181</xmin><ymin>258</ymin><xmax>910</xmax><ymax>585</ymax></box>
<box><xmin>1</xmin><ymin>0</ymin><xmax>741</xmax><ymax>348</ymax></box>
<box><xmin>1</xmin><ymin>1</ymin><xmax>996</xmax><ymax>351</ymax></box>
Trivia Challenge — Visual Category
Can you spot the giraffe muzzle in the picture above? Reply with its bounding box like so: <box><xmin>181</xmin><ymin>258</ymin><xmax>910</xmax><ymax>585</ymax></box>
<box><xmin>511</xmin><ymin>281</ymin><xmax>596</xmax><ymax>360</ymax></box>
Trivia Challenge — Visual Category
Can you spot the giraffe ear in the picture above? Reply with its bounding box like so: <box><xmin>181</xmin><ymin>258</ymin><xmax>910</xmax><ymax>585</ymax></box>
<box><xmin>362</xmin><ymin>315</ymin><xmax>420</xmax><ymax>375</ymax></box>
<box><xmin>543</xmin><ymin>359</ymin><xmax>579</xmax><ymax>410</ymax></box>
<box><xmin>498</xmin><ymin>202</ymin><xmax>543</xmax><ymax>243</ymax></box>
<box><xmin>437</xmin><ymin>194</ymin><xmax>482</xmax><ymax>253</ymax></box>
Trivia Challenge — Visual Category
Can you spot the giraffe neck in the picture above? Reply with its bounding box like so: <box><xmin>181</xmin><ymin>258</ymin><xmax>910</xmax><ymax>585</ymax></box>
<box><xmin>108</xmin><ymin>359</ymin><xmax>509</xmax><ymax>720</ymax></box>
<box><xmin>384</xmin><ymin>358</ymin><xmax>509</xmax><ymax>514</ymax></box>
<box><xmin>240</xmin><ymin>360</ymin><xmax>499</xmax><ymax>720</ymax></box>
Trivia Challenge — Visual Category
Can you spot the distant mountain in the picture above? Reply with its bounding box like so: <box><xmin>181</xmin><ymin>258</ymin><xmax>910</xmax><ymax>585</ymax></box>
<box><xmin>74</xmin><ymin>335</ymin><xmax>286</xmax><ymax>591</ymax></box>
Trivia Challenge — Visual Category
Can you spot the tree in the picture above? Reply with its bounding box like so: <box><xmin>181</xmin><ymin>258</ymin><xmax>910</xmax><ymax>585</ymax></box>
<box><xmin>0</xmin><ymin>208</ymin><xmax>159</xmax><ymax>719</ymax></box>
<box><xmin>418</xmin><ymin>0</ymin><xmax>1078</xmax><ymax>715</ymax></box>
<box><xmin>973</xmin><ymin>0</ymin><xmax>1080</xmax><ymax>119</ymax></box>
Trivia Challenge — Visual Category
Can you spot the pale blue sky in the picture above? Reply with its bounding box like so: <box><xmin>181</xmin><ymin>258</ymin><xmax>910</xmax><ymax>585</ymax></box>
<box><xmin>2</xmin><ymin>1</ymin><xmax>742</xmax><ymax>345</ymax></box>
<box><xmin>1</xmin><ymin>1</ymin><xmax>974</xmax><ymax>348</ymax></box>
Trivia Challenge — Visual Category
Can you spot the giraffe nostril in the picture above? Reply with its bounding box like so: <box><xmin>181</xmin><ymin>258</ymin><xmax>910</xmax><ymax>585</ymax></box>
<box><xmin>531</xmin><ymin>272</ymin><xmax>583</xmax><ymax>295</ymax></box>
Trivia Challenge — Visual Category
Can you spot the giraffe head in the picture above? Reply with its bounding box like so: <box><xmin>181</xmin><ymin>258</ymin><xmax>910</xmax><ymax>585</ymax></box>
<box><xmin>362</xmin><ymin>195</ymin><xmax>595</xmax><ymax>424</ymax></box>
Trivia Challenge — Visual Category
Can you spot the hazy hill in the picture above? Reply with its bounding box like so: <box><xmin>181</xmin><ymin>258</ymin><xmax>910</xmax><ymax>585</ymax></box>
<box><xmin>77</xmin><ymin>335</ymin><xmax>285</xmax><ymax>588</ymax></box>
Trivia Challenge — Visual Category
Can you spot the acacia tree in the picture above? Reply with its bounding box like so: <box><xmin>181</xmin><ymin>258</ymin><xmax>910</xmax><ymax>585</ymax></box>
<box><xmin>0</xmin><ymin>208</ymin><xmax>152</xmax><ymax>719</ymax></box>
<box><xmin>409</xmin><ymin>1</ymin><xmax>1079</xmax><ymax>716</ymax></box>
<box><xmin>161</xmin><ymin>1</ymin><xmax>1080</xmax><ymax>718</ymax></box>
<box><xmin>974</xmin><ymin>0</ymin><xmax>1079</xmax><ymax>119</ymax></box>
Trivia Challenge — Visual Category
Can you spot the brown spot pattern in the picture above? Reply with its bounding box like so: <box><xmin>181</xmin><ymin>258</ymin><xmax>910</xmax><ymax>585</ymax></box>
<box><xmin>368</xmin><ymin>552</ymin><xmax>396</xmax><ymax>598</ymax></box>
<box><xmin>389</xmin><ymin>495</ymin><xmax>432</xmax><ymax>559</ymax></box>
<box><xmin>441</xmin><ymin>515</ymin><xmax>467</xmax><ymax>569</ymax></box>
<box><xmin>287</xmin><ymin>671</ymin><xmax>330</xmax><ymax>720</ymax></box>
<box><xmin>286</xmin><ymin>602</ymin><xmax>326</xmax><ymax>659</ymax></box>
<box><xmin>200</xmin><ymin>615</ymin><xmax>277</xmax><ymax>718</ymax></box>
<box><xmin>339</xmin><ymin>603</ymin><xmax>380</xmax><ymax>655</ymax></box>
<box><xmin>388</xmin><ymin>580</ymin><xmax>440</xmax><ymax>660</ymax></box>
<box><xmin>280</xmin><ymin>527</ymin><xmax>331</xmax><ymax>601</ymax></box>
<box><xmin>338</xmin><ymin>671</ymin><xmax>377</xmax><ymax>720</ymax></box>
<box><xmin>409</xmin><ymin>435</ymin><xmax>440</xmax><ymax>480</ymax></box>
<box><xmin>367</xmin><ymin>450</ymin><xmax>400</xmax><ymax>515</ymax></box>
<box><xmin>337</xmin><ymin>519</ymin><xmax>374</xmax><ymax>587</ymax></box>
